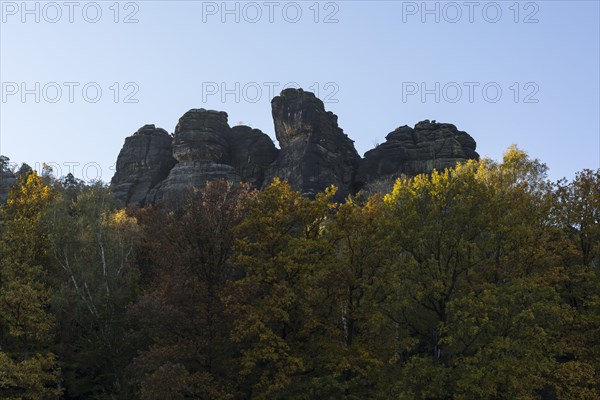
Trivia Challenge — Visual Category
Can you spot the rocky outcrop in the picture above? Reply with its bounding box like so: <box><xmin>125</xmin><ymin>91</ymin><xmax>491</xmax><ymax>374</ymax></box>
<box><xmin>112</xmin><ymin>110</ymin><xmax>280</xmax><ymax>205</ymax></box>
<box><xmin>151</xmin><ymin>110</ymin><xmax>238</xmax><ymax>204</ymax></box>
<box><xmin>357</xmin><ymin>120</ymin><xmax>479</xmax><ymax>188</ymax></box>
<box><xmin>110</xmin><ymin>90</ymin><xmax>479</xmax><ymax>205</ymax></box>
<box><xmin>171</xmin><ymin>110</ymin><xmax>231</xmax><ymax>163</ymax></box>
<box><xmin>227</xmin><ymin>125</ymin><xmax>279</xmax><ymax>187</ymax></box>
<box><xmin>110</xmin><ymin>125</ymin><xmax>176</xmax><ymax>206</ymax></box>
<box><xmin>0</xmin><ymin>165</ymin><xmax>17</xmax><ymax>203</ymax></box>
<box><xmin>150</xmin><ymin>109</ymin><xmax>279</xmax><ymax>204</ymax></box>
<box><xmin>151</xmin><ymin>161</ymin><xmax>239</xmax><ymax>205</ymax></box>
<box><xmin>264</xmin><ymin>88</ymin><xmax>361</xmax><ymax>198</ymax></box>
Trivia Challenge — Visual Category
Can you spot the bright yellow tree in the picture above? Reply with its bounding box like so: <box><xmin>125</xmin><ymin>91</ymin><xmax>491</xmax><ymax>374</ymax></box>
<box><xmin>0</xmin><ymin>171</ymin><xmax>61</xmax><ymax>399</ymax></box>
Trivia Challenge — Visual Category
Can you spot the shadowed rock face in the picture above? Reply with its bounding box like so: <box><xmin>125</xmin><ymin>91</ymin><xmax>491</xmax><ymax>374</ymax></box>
<box><xmin>151</xmin><ymin>161</ymin><xmax>240</xmax><ymax>205</ymax></box>
<box><xmin>151</xmin><ymin>109</ymin><xmax>239</xmax><ymax>204</ymax></box>
<box><xmin>110</xmin><ymin>90</ymin><xmax>479</xmax><ymax>206</ymax></box>
<box><xmin>264</xmin><ymin>88</ymin><xmax>361</xmax><ymax>199</ymax></box>
<box><xmin>110</xmin><ymin>125</ymin><xmax>176</xmax><ymax>206</ymax></box>
<box><xmin>112</xmin><ymin>110</ymin><xmax>279</xmax><ymax>206</ymax></box>
<box><xmin>0</xmin><ymin>167</ymin><xmax>17</xmax><ymax>203</ymax></box>
<box><xmin>227</xmin><ymin>125</ymin><xmax>279</xmax><ymax>187</ymax></box>
<box><xmin>172</xmin><ymin>109</ymin><xmax>230</xmax><ymax>163</ymax></box>
<box><xmin>357</xmin><ymin>120</ymin><xmax>479</xmax><ymax>188</ymax></box>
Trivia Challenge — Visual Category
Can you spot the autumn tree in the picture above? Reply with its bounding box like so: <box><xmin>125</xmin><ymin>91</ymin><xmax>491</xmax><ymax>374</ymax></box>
<box><xmin>0</xmin><ymin>171</ymin><xmax>61</xmax><ymax>399</ymax></box>
<box><xmin>550</xmin><ymin>168</ymin><xmax>600</xmax><ymax>398</ymax></box>
<box><xmin>128</xmin><ymin>181</ymin><xmax>252</xmax><ymax>400</ymax></box>
<box><xmin>382</xmin><ymin>148</ymin><xmax>574</xmax><ymax>399</ymax></box>
<box><xmin>0</xmin><ymin>149</ymin><xmax>596</xmax><ymax>400</ymax></box>
<box><xmin>294</xmin><ymin>194</ymin><xmax>393</xmax><ymax>399</ymax></box>
<box><xmin>224</xmin><ymin>179</ymin><xmax>340</xmax><ymax>398</ymax></box>
<box><xmin>45</xmin><ymin>182</ymin><xmax>140</xmax><ymax>399</ymax></box>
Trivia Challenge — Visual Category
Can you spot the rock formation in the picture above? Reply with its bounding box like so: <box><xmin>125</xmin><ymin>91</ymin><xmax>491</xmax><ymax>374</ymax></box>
<box><xmin>0</xmin><ymin>163</ymin><xmax>17</xmax><ymax>203</ymax></box>
<box><xmin>150</xmin><ymin>110</ymin><xmax>237</xmax><ymax>204</ymax></box>
<box><xmin>110</xmin><ymin>89</ymin><xmax>480</xmax><ymax>206</ymax></box>
<box><xmin>227</xmin><ymin>125</ymin><xmax>279</xmax><ymax>187</ymax></box>
<box><xmin>110</xmin><ymin>125</ymin><xmax>176</xmax><ymax>206</ymax></box>
<box><xmin>264</xmin><ymin>88</ymin><xmax>361</xmax><ymax>199</ymax></box>
<box><xmin>357</xmin><ymin>120</ymin><xmax>479</xmax><ymax>187</ymax></box>
<box><xmin>112</xmin><ymin>110</ymin><xmax>279</xmax><ymax>205</ymax></box>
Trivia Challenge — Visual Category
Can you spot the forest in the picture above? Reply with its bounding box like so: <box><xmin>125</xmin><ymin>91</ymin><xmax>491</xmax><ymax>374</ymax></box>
<box><xmin>0</xmin><ymin>146</ymin><xmax>598</xmax><ymax>399</ymax></box>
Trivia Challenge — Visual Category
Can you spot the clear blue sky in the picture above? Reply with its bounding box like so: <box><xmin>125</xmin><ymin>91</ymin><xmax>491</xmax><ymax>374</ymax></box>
<box><xmin>1</xmin><ymin>0</ymin><xmax>599</xmax><ymax>183</ymax></box>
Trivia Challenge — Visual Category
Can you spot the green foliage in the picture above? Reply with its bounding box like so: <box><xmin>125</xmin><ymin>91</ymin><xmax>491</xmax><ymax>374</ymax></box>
<box><xmin>381</xmin><ymin>149</ymin><xmax>598</xmax><ymax>398</ymax></box>
<box><xmin>44</xmin><ymin>182</ymin><xmax>140</xmax><ymax>398</ymax></box>
<box><xmin>0</xmin><ymin>352</ymin><xmax>61</xmax><ymax>400</ymax></box>
<box><xmin>128</xmin><ymin>180</ymin><xmax>252</xmax><ymax>399</ymax></box>
<box><xmin>225</xmin><ymin>178</ymin><xmax>337</xmax><ymax>398</ymax></box>
<box><xmin>0</xmin><ymin>172</ymin><xmax>61</xmax><ymax>399</ymax></box>
<box><xmin>551</xmin><ymin>168</ymin><xmax>600</xmax><ymax>398</ymax></box>
<box><xmin>0</xmin><ymin>149</ymin><xmax>598</xmax><ymax>399</ymax></box>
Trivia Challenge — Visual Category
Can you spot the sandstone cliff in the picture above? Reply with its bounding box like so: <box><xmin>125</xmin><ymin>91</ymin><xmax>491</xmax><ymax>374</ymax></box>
<box><xmin>150</xmin><ymin>109</ymin><xmax>278</xmax><ymax>204</ymax></box>
<box><xmin>0</xmin><ymin>165</ymin><xmax>17</xmax><ymax>203</ymax></box>
<box><xmin>110</xmin><ymin>125</ymin><xmax>176</xmax><ymax>207</ymax></box>
<box><xmin>264</xmin><ymin>88</ymin><xmax>361</xmax><ymax>199</ymax></box>
<box><xmin>357</xmin><ymin>120</ymin><xmax>479</xmax><ymax>188</ymax></box>
<box><xmin>110</xmin><ymin>89</ymin><xmax>480</xmax><ymax>205</ymax></box>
